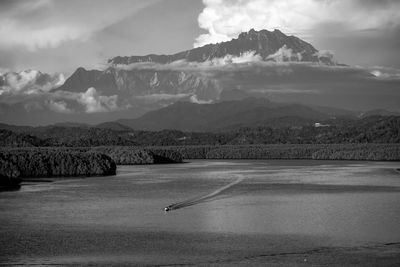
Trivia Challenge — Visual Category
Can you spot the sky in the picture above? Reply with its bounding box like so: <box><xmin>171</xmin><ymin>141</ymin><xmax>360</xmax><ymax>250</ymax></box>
<box><xmin>1</xmin><ymin>0</ymin><xmax>400</xmax><ymax>75</ymax></box>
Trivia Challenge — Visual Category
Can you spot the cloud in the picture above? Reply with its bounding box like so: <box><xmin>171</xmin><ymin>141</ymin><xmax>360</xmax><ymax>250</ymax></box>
<box><xmin>0</xmin><ymin>0</ymin><xmax>157</xmax><ymax>51</ymax></box>
<box><xmin>133</xmin><ymin>92</ymin><xmax>214</xmax><ymax>105</ymax></box>
<box><xmin>77</xmin><ymin>87</ymin><xmax>118</xmax><ymax>113</ymax></box>
<box><xmin>195</xmin><ymin>0</ymin><xmax>400</xmax><ymax>47</ymax></box>
<box><xmin>368</xmin><ymin>66</ymin><xmax>400</xmax><ymax>80</ymax></box>
<box><xmin>134</xmin><ymin>93</ymin><xmax>191</xmax><ymax>103</ymax></box>
<box><xmin>0</xmin><ymin>70</ymin><xmax>65</xmax><ymax>95</ymax></box>
<box><xmin>0</xmin><ymin>20</ymin><xmax>83</xmax><ymax>51</ymax></box>
<box><xmin>190</xmin><ymin>95</ymin><xmax>213</xmax><ymax>104</ymax></box>
<box><xmin>266</xmin><ymin>45</ymin><xmax>302</xmax><ymax>62</ymax></box>
<box><xmin>0</xmin><ymin>85</ymin><xmax>121</xmax><ymax>114</ymax></box>
<box><xmin>111</xmin><ymin>50</ymin><xmax>263</xmax><ymax>72</ymax></box>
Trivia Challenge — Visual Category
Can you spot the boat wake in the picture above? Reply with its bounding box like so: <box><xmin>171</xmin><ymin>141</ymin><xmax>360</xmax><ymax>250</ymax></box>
<box><xmin>164</xmin><ymin>175</ymin><xmax>244</xmax><ymax>212</ymax></box>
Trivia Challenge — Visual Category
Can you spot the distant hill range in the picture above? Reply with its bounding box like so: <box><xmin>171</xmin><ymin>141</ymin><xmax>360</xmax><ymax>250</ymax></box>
<box><xmin>3</xmin><ymin>97</ymin><xmax>399</xmax><ymax>134</ymax></box>
<box><xmin>1</xmin><ymin>113</ymin><xmax>399</xmax><ymax>147</ymax></box>
<box><xmin>116</xmin><ymin>98</ymin><xmax>350</xmax><ymax>131</ymax></box>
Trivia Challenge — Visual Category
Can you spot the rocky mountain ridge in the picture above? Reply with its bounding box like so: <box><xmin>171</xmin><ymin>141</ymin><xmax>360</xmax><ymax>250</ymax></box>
<box><xmin>109</xmin><ymin>29</ymin><xmax>333</xmax><ymax>65</ymax></box>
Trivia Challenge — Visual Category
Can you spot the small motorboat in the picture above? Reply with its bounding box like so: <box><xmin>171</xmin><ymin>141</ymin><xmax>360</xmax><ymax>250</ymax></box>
<box><xmin>164</xmin><ymin>206</ymin><xmax>171</xmax><ymax>212</ymax></box>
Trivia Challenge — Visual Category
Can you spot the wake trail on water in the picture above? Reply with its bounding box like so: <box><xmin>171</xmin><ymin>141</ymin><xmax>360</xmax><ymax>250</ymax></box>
<box><xmin>165</xmin><ymin>175</ymin><xmax>244</xmax><ymax>211</ymax></box>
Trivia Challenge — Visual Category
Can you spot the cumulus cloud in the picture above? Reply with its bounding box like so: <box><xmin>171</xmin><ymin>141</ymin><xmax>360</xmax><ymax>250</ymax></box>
<box><xmin>0</xmin><ymin>70</ymin><xmax>65</xmax><ymax>95</ymax></box>
<box><xmin>77</xmin><ymin>87</ymin><xmax>118</xmax><ymax>113</ymax></box>
<box><xmin>195</xmin><ymin>0</ymin><xmax>400</xmax><ymax>47</ymax></box>
<box><xmin>266</xmin><ymin>45</ymin><xmax>302</xmax><ymax>62</ymax></box>
<box><xmin>0</xmin><ymin>84</ymin><xmax>121</xmax><ymax>114</ymax></box>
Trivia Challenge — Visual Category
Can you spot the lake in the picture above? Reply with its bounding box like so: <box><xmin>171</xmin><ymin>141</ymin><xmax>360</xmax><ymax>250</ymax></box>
<box><xmin>1</xmin><ymin>160</ymin><xmax>400</xmax><ymax>266</ymax></box>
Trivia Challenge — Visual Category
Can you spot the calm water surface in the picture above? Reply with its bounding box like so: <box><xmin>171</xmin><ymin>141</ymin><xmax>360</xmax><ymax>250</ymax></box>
<box><xmin>1</xmin><ymin>160</ymin><xmax>400</xmax><ymax>265</ymax></box>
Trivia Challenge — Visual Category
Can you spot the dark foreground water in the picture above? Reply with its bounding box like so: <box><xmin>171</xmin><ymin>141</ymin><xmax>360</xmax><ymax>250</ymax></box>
<box><xmin>1</xmin><ymin>160</ymin><xmax>400</xmax><ymax>266</ymax></box>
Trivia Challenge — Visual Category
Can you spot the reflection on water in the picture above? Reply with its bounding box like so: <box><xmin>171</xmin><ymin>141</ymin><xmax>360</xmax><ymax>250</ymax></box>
<box><xmin>1</xmin><ymin>160</ymin><xmax>400</xmax><ymax>265</ymax></box>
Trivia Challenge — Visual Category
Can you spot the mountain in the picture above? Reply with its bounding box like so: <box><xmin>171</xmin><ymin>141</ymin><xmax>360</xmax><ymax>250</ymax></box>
<box><xmin>55</xmin><ymin>29</ymin><xmax>333</xmax><ymax>98</ymax></box>
<box><xmin>109</xmin><ymin>29</ymin><xmax>332</xmax><ymax>65</ymax></box>
<box><xmin>55</xmin><ymin>66</ymin><xmax>220</xmax><ymax>100</ymax></box>
<box><xmin>116</xmin><ymin>98</ymin><xmax>333</xmax><ymax>132</ymax></box>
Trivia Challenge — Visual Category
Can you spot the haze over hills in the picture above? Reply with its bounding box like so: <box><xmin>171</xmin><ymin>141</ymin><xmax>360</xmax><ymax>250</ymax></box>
<box><xmin>116</xmin><ymin>98</ymin><xmax>335</xmax><ymax>131</ymax></box>
<box><xmin>1</xmin><ymin>29</ymin><xmax>399</xmax><ymax>126</ymax></box>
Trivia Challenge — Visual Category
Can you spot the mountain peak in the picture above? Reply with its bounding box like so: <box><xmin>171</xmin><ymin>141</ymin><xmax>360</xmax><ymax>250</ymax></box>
<box><xmin>238</xmin><ymin>28</ymin><xmax>285</xmax><ymax>39</ymax></box>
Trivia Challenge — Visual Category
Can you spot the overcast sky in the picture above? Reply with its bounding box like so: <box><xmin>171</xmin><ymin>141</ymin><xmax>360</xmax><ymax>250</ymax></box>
<box><xmin>1</xmin><ymin>0</ymin><xmax>400</xmax><ymax>75</ymax></box>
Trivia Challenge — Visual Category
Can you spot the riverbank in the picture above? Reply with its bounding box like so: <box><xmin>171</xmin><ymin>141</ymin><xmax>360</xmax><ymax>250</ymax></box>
<box><xmin>145</xmin><ymin>144</ymin><xmax>400</xmax><ymax>161</ymax></box>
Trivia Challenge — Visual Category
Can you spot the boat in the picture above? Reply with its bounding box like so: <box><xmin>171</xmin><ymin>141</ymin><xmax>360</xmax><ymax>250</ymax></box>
<box><xmin>164</xmin><ymin>206</ymin><xmax>171</xmax><ymax>212</ymax></box>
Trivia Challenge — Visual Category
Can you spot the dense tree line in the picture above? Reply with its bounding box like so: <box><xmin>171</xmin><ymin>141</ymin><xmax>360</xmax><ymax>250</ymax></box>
<box><xmin>311</xmin><ymin>144</ymin><xmax>400</xmax><ymax>161</ymax></box>
<box><xmin>1</xmin><ymin>116</ymin><xmax>399</xmax><ymax>147</ymax></box>
<box><xmin>146</xmin><ymin>144</ymin><xmax>400</xmax><ymax>161</ymax></box>
<box><xmin>0</xmin><ymin>148</ymin><xmax>116</xmax><ymax>186</ymax></box>
<box><xmin>91</xmin><ymin>147</ymin><xmax>183</xmax><ymax>164</ymax></box>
